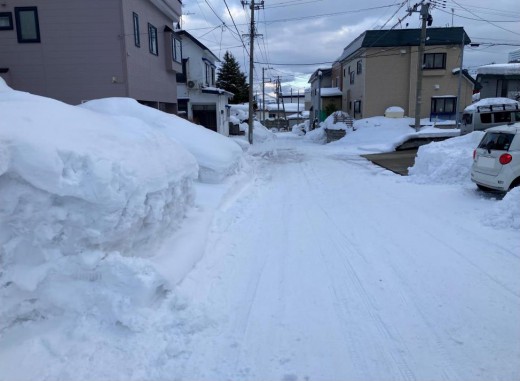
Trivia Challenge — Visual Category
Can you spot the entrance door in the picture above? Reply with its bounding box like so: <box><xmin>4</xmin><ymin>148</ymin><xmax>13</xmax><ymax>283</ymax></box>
<box><xmin>192</xmin><ymin>104</ymin><xmax>217</xmax><ymax>132</ymax></box>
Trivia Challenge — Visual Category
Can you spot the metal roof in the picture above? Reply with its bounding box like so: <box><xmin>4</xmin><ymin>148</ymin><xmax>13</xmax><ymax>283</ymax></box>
<box><xmin>337</xmin><ymin>27</ymin><xmax>470</xmax><ymax>63</ymax></box>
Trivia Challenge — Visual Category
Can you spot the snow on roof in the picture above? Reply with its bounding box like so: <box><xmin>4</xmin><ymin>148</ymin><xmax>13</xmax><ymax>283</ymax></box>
<box><xmin>320</xmin><ymin>87</ymin><xmax>342</xmax><ymax>97</ymax></box>
<box><xmin>464</xmin><ymin>97</ymin><xmax>519</xmax><ymax>112</ymax></box>
<box><xmin>266</xmin><ymin>103</ymin><xmax>305</xmax><ymax>112</ymax></box>
<box><xmin>476</xmin><ymin>63</ymin><xmax>520</xmax><ymax>76</ymax></box>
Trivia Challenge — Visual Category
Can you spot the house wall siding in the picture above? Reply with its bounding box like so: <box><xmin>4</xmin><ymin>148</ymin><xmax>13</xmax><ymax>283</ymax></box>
<box><xmin>365</xmin><ymin>47</ymin><xmax>411</xmax><ymax>117</ymax></box>
<box><xmin>122</xmin><ymin>0</ymin><xmax>181</xmax><ymax>104</ymax></box>
<box><xmin>0</xmin><ymin>0</ymin><xmax>125</xmax><ymax>104</ymax></box>
<box><xmin>0</xmin><ymin>0</ymin><xmax>181</xmax><ymax>106</ymax></box>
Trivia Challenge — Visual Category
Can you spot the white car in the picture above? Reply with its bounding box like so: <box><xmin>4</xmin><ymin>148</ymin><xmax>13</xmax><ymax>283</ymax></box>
<box><xmin>471</xmin><ymin>124</ymin><xmax>520</xmax><ymax>192</ymax></box>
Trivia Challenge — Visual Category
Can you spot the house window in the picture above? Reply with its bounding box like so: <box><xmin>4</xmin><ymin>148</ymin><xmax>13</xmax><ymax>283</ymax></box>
<box><xmin>350</xmin><ymin>71</ymin><xmax>355</xmax><ymax>85</ymax></box>
<box><xmin>343</xmin><ymin>68</ymin><xmax>346</xmax><ymax>77</ymax></box>
<box><xmin>431</xmin><ymin>97</ymin><xmax>456</xmax><ymax>114</ymax></box>
<box><xmin>423</xmin><ymin>53</ymin><xmax>446</xmax><ymax>69</ymax></box>
<box><xmin>172</xmin><ymin>36</ymin><xmax>182</xmax><ymax>63</ymax></box>
<box><xmin>148</xmin><ymin>23</ymin><xmax>158</xmax><ymax>55</ymax></box>
<box><xmin>133</xmin><ymin>13</ymin><xmax>140</xmax><ymax>47</ymax></box>
<box><xmin>14</xmin><ymin>7</ymin><xmax>40</xmax><ymax>43</ymax></box>
<box><xmin>354</xmin><ymin>100</ymin><xmax>361</xmax><ymax>114</ymax></box>
<box><xmin>357</xmin><ymin>60</ymin><xmax>362</xmax><ymax>74</ymax></box>
<box><xmin>205</xmin><ymin>63</ymin><xmax>211</xmax><ymax>86</ymax></box>
<box><xmin>0</xmin><ymin>12</ymin><xmax>13</xmax><ymax>30</ymax></box>
<box><xmin>211</xmin><ymin>67</ymin><xmax>215</xmax><ymax>86</ymax></box>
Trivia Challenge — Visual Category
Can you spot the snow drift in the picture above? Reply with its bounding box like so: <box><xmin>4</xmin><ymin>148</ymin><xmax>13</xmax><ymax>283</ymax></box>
<box><xmin>80</xmin><ymin>98</ymin><xmax>243</xmax><ymax>183</ymax></box>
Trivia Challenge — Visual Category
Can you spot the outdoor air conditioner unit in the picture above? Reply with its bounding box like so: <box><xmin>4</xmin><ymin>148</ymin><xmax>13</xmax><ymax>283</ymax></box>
<box><xmin>187</xmin><ymin>80</ymin><xmax>198</xmax><ymax>89</ymax></box>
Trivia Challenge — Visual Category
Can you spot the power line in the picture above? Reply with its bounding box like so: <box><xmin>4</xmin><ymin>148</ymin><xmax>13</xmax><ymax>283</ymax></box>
<box><xmin>450</xmin><ymin>0</ymin><xmax>520</xmax><ymax>36</ymax></box>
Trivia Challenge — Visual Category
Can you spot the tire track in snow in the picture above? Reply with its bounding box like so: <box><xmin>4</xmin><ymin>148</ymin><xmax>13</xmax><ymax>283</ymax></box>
<box><xmin>300</xmin><ymin>158</ymin><xmax>418</xmax><ymax>381</ymax></box>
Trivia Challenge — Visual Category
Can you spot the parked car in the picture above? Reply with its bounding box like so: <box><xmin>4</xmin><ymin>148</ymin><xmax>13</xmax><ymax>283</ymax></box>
<box><xmin>460</xmin><ymin>98</ymin><xmax>520</xmax><ymax>135</ymax></box>
<box><xmin>471</xmin><ymin>124</ymin><xmax>520</xmax><ymax>192</ymax></box>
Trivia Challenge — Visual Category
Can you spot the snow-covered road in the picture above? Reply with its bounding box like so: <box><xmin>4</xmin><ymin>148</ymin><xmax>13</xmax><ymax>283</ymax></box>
<box><xmin>176</xmin><ymin>134</ymin><xmax>520</xmax><ymax>380</ymax></box>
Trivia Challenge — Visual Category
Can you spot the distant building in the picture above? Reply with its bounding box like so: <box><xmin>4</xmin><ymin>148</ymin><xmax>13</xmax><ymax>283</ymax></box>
<box><xmin>475</xmin><ymin>63</ymin><xmax>520</xmax><ymax>101</ymax></box>
<box><xmin>336</xmin><ymin>27</ymin><xmax>475</xmax><ymax>120</ymax></box>
<box><xmin>509</xmin><ymin>49</ymin><xmax>520</xmax><ymax>63</ymax></box>
<box><xmin>175</xmin><ymin>30</ymin><xmax>233</xmax><ymax>135</ymax></box>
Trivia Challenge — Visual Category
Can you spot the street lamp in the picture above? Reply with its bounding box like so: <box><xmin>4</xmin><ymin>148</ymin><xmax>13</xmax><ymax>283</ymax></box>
<box><xmin>317</xmin><ymin>69</ymin><xmax>323</xmax><ymax>126</ymax></box>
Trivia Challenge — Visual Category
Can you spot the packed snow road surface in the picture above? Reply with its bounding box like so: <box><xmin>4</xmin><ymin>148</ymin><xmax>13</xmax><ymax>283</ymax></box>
<box><xmin>176</xmin><ymin>135</ymin><xmax>520</xmax><ymax>381</ymax></box>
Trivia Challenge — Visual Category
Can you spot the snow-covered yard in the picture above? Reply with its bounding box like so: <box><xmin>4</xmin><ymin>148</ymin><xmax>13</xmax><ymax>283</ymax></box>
<box><xmin>1</xmin><ymin>80</ymin><xmax>519</xmax><ymax>380</ymax></box>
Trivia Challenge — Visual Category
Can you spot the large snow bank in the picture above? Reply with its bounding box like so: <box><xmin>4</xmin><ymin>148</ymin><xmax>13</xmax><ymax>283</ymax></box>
<box><xmin>408</xmin><ymin>132</ymin><xmax>484</xmax><ymax>184</ymax></box>
<box><xmin>80</xmin><ymin>98</ymin><xmax>243</xmax><ymax>183</ymax></box>
<box><xmin>0</xmin><ymin>80</ymin><xmax>205</xmax><ymax>379</ymax></box>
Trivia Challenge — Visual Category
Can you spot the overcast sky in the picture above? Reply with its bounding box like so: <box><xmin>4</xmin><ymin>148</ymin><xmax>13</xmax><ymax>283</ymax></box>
<box><xmin>181</xmin><ymin>0</ymin><xmax>520</xmax><ymax>92</ymax></box>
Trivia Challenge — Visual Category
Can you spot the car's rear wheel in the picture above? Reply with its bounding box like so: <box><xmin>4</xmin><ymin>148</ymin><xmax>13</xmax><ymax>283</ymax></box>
<box><xmin>509</xmin><ymin>177</ymin><xmax>520</xmax><ymax>190</ymax></box>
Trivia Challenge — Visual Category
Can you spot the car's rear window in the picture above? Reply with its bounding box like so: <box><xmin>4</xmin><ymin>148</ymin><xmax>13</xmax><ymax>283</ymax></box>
<box><xmin>478</xmin><ymin>132</ymin><xmax>514</xmax><ymax>151</ymax></box>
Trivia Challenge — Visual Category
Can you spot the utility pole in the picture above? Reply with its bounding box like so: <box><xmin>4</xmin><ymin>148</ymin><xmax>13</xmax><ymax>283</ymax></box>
<box><xmin>413</xmin><ymin>2</ymin><xmax>431</xmax><ymax>131</ymax></box>
<box><xmin>262</xmin><ymin>67</ymin><xmax>266</xmax><ymax>122</ymax></box>
<box><xmin>242</xmin><ymin>0</ymin><xmax>264</xmax><ymax>144</ymax></box>
<box><xmin>455</xmin><ymin>28</ymin><xmax>465</xmax><ymax>127</ymax></box>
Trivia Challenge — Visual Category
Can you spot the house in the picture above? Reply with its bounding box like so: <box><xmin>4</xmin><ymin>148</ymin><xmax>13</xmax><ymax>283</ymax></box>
<box><xmin>175</xmin><ymin>30</ymin><xmax>233</xmax><ymax>135</ymax></box>
<box><xmin>0</xmin><ymin>0</ymin><xmax>182</xmax><ymax>112</ymax></box>
<box><xmin>278</xmin><ymin>91</ymin><xmax>305</xmax><ymax>104</ymax></box>
<box><xmin>308</xmin><ymin>68</ymin><xmax>331</xmax><ymax>122</ymax></box>
<box><xmin>308</xmin><ymin>68</ymin><xmax>342</xmax><ymax>122</ymax></box>
<box><xmin>266</xmin><ymin>102</ymin><xmax>305</xmax><ymax>119</ymax></box>
<box><xmin>475</xmin><ymin>63</ymin><xmax>520</xmax><ymax>102</ymax></box>
<box><xmin>337</xmin><ymin>27</ymin><xmax>474</xmax><ymax>121</ymax></box>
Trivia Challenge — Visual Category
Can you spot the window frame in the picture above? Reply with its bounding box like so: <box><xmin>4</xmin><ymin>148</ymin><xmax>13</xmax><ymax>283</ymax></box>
<box><xmin>423</xmin><ymin>52</ymin><xmax>446</xmax><ymax>70</ymax></box>
<box><xmin>148</xmin><ymin>23</ymin><xmax>158</xmax><ymax>55</ymax></box>
<box><xmin>172</xmin><ymin>36</ymin><xmax>182</xmax><ymax>63</ymax></box>
<box><xmin>14</xmin><ymin>7</ymin><xmax>40</xmax><ymax>43</ymax></box>
<box><xmin>349</xmin><ymin>71</ymin><xmax>355</xmax><ymax>85</ymax></box>
<box><xmin>356</xmin><ymin>60</ymin><xmax>362</xmax><ymax>75</ymax></box>
<box><xmin>431</xmin><ymin>97</ymin><xmax>456</xmax><ymax>115</ymax></box>
<box><xmin>0</xmin><ymin>12</ymin><xmax>13</xmax><ymax>30</ymax></box>
<box><xmin>133</xmin><ymin>12</ymin><xmax>140</xmax><ymax>47</ymax></box>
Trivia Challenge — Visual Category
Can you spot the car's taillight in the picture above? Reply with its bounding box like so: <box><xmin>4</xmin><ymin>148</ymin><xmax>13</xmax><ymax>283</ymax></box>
<box><xmin>473</xmin><ymin>149</ymin><xmax>476</xmax><ymax>160</ymax></box>
<box><xmin>499</xmin><ymin>153</ymin><xmax>512</xmax><ymax>165</ymax></box>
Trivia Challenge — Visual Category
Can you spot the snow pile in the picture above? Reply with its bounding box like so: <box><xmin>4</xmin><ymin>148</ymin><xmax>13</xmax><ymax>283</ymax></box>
<box><xmin>291</xmin><ymin>122</ymin><xmax>306</xmax><ymax>136</ymax></box>
<box><xmin>408</xmin><ymin>132</ymin><xmax>484</xmax><ymax>184</ymax></box>
<box><xmin>239</xmin><ymin>120</ymin><xmax>276</xmax><ymax>143</ymax></box>
<box><xmin>384</xmin><ymin>106</ymin><xmax>405</xmax><ymax>118</ymax></box>
<box><xmin>0</xmin><ymin>80</ymin><xmax>208</xmax><ymax>379</ymax></box>
<box><xmin>326</xmin><ymin>117</ymin><xmax>460</xmax><ymax>154</ymax></box>
<box><xmin>80</xmin><ymin>98</ymin><xmax>243</xmax><ymax>184</ymax></box>
<box><xmin>322</xmin><ymin>111</ymin><xmax>353</xmax><ymax>131</ymax></box>
<box><xmin>305</xmin><ymin>126</ymin><xmax>327</xmax><ymax>144</ymax></box>
<box><xmin>329</xmin><ymin>116</ymin><xmax>415</xmax><ymax>153</ymax></box>
<box><xmin>482</xmin><ymin>187</ymin><xmax>520</xmax><ymax>230</ymax></box>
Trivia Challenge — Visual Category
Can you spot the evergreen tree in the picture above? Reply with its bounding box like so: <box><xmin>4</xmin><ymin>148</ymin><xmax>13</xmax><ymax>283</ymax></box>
<box><xmin>216</xmin><ymin>51</ymin><xmax>249</xmax><ymax>104</ymax></box>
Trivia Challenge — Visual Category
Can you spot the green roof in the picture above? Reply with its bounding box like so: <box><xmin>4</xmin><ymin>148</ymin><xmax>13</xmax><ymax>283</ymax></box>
<box><xmin>337</xmin><ymin>27</ymin><xmax>470</xmax><ymax>62</ymax></box>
